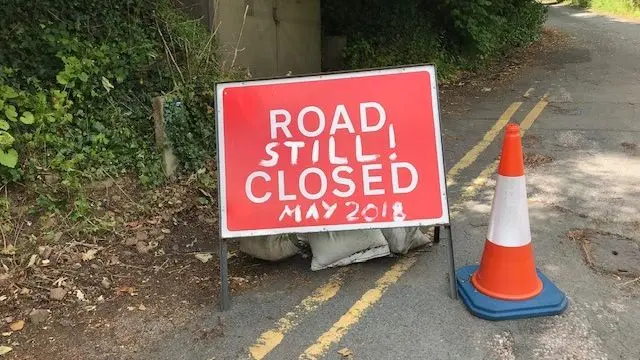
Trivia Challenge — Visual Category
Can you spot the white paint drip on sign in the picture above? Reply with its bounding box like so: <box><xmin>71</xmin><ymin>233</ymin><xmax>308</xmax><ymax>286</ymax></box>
<box><xmin>392</xmin><ymin>202</ymin><xmax>406</xmax><ymax>222</ymax></box>
<box><xmin>312</xmin><ymin>140</ymin><xmax>320</xmax><ymax>163</ymax></box>
<box><xmin>388</xmin><ymin>124</ymin><xmax>397</xmax><ymax>160</ymax></box>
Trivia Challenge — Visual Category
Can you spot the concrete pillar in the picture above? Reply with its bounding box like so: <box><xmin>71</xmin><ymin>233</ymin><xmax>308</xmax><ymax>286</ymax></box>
<box><xmin>152</xmin><ymin>96</ymin><xmax>179</xmax><ymax>179</ymax></box>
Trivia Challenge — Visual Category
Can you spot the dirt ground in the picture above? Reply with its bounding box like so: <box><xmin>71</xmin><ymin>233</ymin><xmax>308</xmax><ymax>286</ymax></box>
<box><xmin>0</xmin><ymin>28</ymin><xmax>568</xmax><ymax>360</ymax></box>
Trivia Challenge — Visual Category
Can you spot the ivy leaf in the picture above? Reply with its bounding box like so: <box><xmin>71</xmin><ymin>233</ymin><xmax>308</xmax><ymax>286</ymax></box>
<box><xmin>1</xmin><ymin>86</ymin><xmax>19</xmax><ymax>99</ymax></box>
<box><xmin>101</xmin><ymin>77</ymin><xmax>114</xmax><ymax>92</ymax></box>
<box><xmin>19</xmin><ymin>111</ymin><xmax>35</xmax><ymax>124</ymax></box>
<box><xmin>0</xmin><ymin>131</ymin><xmax>15</xmax><ymax>146</ymax></box>
<box><xmin>4</xmin><ymin>105</ymin><xmax>18</xmax><ymax>121</ymax></box>
<box><xmin>56</xmin><ymin>73</ymin><xmax>69</xmax><ymax>85</ymax></box>
<box><xmin>0</xmin><ymin>119</ymin><xmax>8</xmax><ymax>130</ymax></box>
<box><xmin>0</xmin><ymin>148</ymin><xmax>18</xmax><ymax>168</ymax></box>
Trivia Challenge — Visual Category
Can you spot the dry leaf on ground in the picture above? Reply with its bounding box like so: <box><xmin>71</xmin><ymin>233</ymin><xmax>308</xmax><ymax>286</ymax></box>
<box><xmin>9</xmin><ymin>320</ymin><xmax>24</xmax><ymax>332</ymax></box>
<box><xmin>116</xmin><ymin>286</ymin><xmax>137</xmax><ymax>296</ymax></box>
<box><xmin>195</xmin><ymin>253</ymin><xmax>213</xmax><ymax>263</ymax></box>
<box><xmin>0</xmin><ymin>346</ymin><xmax>12</xmax><ymax>355</ymax></box>
<box><xmin>82</xmin><ymin>249</ymin><xmax>99</xmax><ymax>261</ymax></box>
<box><xmin>27</xmin><ymin>254</ymin><xmax>38</xmax><ymax>267</ymax></box>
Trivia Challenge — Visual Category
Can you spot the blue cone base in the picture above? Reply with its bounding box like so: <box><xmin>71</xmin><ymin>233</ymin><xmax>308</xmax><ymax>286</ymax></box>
<box><xmin>456</xmin><ymin>265</ymin><xmax>568</xmax><ymax>321</ymax></box>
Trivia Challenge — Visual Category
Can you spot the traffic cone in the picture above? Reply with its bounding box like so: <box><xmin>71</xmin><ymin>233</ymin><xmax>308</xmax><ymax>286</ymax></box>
<box><xmin>456</xmin><ymin>123</ymin><xmax>568</xmax><ymax>321</ymax></box>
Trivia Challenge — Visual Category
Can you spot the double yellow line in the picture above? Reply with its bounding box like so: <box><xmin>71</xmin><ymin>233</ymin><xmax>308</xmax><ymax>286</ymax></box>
<box><xmin>249</xmin><ymin>269</ymin><xmax>348</xmax><ymax>359</ymax></box>
<box><xmin>249</xmin><ymin>91</ymin><xmax>550</xmax><ymax>360</ymax></box>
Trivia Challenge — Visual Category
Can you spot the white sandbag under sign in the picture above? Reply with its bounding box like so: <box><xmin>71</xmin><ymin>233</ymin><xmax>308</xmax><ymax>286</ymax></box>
<box><xmin>382</xmin><ymin>227</ymin><xmax>431</xmax><ymax>254</ymax></box>
<box><xmin>239</xmin><ymin>234</ymin><xmax>299</xmax><ymax>261</ymax></box>
<box><xmin>307</xmin><ymin>229</ymin><xmax>390</xmax><ymax>271</ymax></box>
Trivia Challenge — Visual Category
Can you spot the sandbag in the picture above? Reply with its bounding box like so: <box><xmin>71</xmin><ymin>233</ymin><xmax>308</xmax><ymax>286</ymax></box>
<box><xmin>307</xmin><ymin>229</ymin><xmax>390</xmax><ymax>271</ymax></box>
<box><xmin>239</xmin><ymin>234</ymin><xmax>299</xmax><ymax>261</ymax></box>
<box><xmin>382</xmin><ymin>227</ymin><xmax>431</xmax><ymax>255</ymax></box>
<box><xmin>317</xmin><ymin>245</ymin><xmax>391</xmax><ymax>270</ymax></box>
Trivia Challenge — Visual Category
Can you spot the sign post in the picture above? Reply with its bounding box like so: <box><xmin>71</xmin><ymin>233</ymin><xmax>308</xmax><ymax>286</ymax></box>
<box><xmin>215</xmin><ymin>65</ymin><xmax>456</xmax><ymax>310</ymax></box>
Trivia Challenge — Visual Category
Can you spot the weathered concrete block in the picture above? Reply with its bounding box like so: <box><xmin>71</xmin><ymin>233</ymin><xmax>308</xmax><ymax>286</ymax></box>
<box><xmin>152</xmin><ymin>96</ymin><xmax>179</xmax><ymax>179</ymax></box>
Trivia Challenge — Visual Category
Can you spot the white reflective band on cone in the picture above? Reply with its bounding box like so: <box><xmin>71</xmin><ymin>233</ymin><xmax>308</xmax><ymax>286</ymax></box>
<box><xmin>487</xmin><ymin>175</ymin><xmax>532</xmax><ymax>247</ymax></box>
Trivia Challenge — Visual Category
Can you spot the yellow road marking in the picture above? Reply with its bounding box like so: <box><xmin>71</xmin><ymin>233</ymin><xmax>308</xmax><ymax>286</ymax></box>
<box><xmin>446</xmin><ymin>102</ymin><xmax>522</xmax><ymax>186</ymax></box>
<box><xmin>520</xmin><ymin>97</ymin><xmax>548</xmax><ymax>131</ymax></box>
<box><xmin>298</xmin><ymin>256</ymin><xmax>418</xmax><ymax>360</ymax></box>
<box><xmin>297</xmin><ymin>95</ymin><xmax>550</xmax><ymax>360</ymax></box>
<box><xmin>449</xmin><ymin>160</ymin><xmax>499</xmax><ymax>218</ymax></box>
<box><xmin>249</xmin><ymin>269</ymin><xmax>348</xmax><ymax>360</ymax></box>
<box><xmin>450</xmin><ymin>97</ymin><xmax>549</xmax><ymax>217</ymax></box>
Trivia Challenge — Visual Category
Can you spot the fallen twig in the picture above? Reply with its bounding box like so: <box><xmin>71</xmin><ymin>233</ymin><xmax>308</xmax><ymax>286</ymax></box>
<box><xmin>69</xmin><ymin>241</ymin><xmax>103</xmax><ymax>249</ymax></box>
<box><xmin>111</xmin><ymin>274</ymin><xmax>133</xmax><ymax>278</ymax></box>
<box><xmin>153</xmin><ymin>259</ymin><xmax>170</xmax><ymax>273</ymax></box>
<box><xmin>168</xmin><ymin>264</ymin><xmax>190</xmax><ymax>274</ymax></box>
<box><xmin>581</xmin><ymin>242</ymin><xmax>592</xmax><ymax>266</ymax></box>
<box><xmin>167</xmin><ymin>251</ymin><xmax>214</xmax><ymax>256</ymax></box>
<box><xmin>118</xmin><ymin>263</ymin><xmax>148</xmax><ymax>271</ymax></box>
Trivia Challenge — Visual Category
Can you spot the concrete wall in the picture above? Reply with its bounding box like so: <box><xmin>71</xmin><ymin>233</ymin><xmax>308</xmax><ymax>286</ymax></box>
<box><xmin>272</xmin><ymin>0</ymin><xmax>322</xmax><ymax>76</ymax></box>
<box><xmin>179</xmin><ymin>0</ymin><xmax>321</xmax><ymax>78</ymax></box>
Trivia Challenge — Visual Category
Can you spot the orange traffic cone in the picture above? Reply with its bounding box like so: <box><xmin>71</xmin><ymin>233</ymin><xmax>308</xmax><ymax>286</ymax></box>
<box><xmin>456</xmin><ymin>123</ymin><xmax>568</xmax><ymax>320</ymax></box>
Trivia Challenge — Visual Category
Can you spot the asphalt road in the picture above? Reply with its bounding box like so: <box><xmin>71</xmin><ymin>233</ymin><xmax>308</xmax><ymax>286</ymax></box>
<box><xmin>139</xmin><ymin>5</ymin><xmax>640</xmax><ymax>360</ymax></box>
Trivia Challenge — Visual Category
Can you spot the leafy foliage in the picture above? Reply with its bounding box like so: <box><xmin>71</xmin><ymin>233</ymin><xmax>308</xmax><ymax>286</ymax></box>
<box><xmin>323</xmin><ymin>0</ymin><xmax>547</xmax><ymax>78</ymax></box>
<box><xmin>568</xmin><ymin>0</ymin><xmax>640</xmax><ymax>17</ymax></box>
<box><xmin>163</xmin><ymin>97</ymin><xmax>215</xmax><ymax>174</ymax></box>
<box><xmin>0</xmin><ymin>0</ymin><xmax>227</xmax><ymax>187</ymax></box>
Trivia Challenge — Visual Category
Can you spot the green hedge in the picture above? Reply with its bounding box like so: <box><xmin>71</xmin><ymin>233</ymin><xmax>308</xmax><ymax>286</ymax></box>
<box><xmin>323</xmin><ymin>0</ymin><xmax>548</xmax><ymax>79</ymax></box>
<box><xmin>0</xmin><ymin>0</ymin><xmax>226</xmax><ymax>187</ymax></box>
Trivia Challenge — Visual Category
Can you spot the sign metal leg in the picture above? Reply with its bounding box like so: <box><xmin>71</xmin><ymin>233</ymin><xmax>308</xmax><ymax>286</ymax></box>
<box><xmin>444</xmin><ymin>225</ymin><xmax>458</xmax><ymax>300</ymax></box>
<box><xmin>219</xmin><ymin>238</ymin><xmax>231</xmax><ymax>311</ymax></box>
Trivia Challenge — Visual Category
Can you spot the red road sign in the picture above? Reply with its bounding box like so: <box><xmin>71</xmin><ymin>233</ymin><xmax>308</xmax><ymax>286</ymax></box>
<box><xmin>216</xmin><ymin>65</ymin><xmax>449</xmax><ymax>238</ymax></box>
